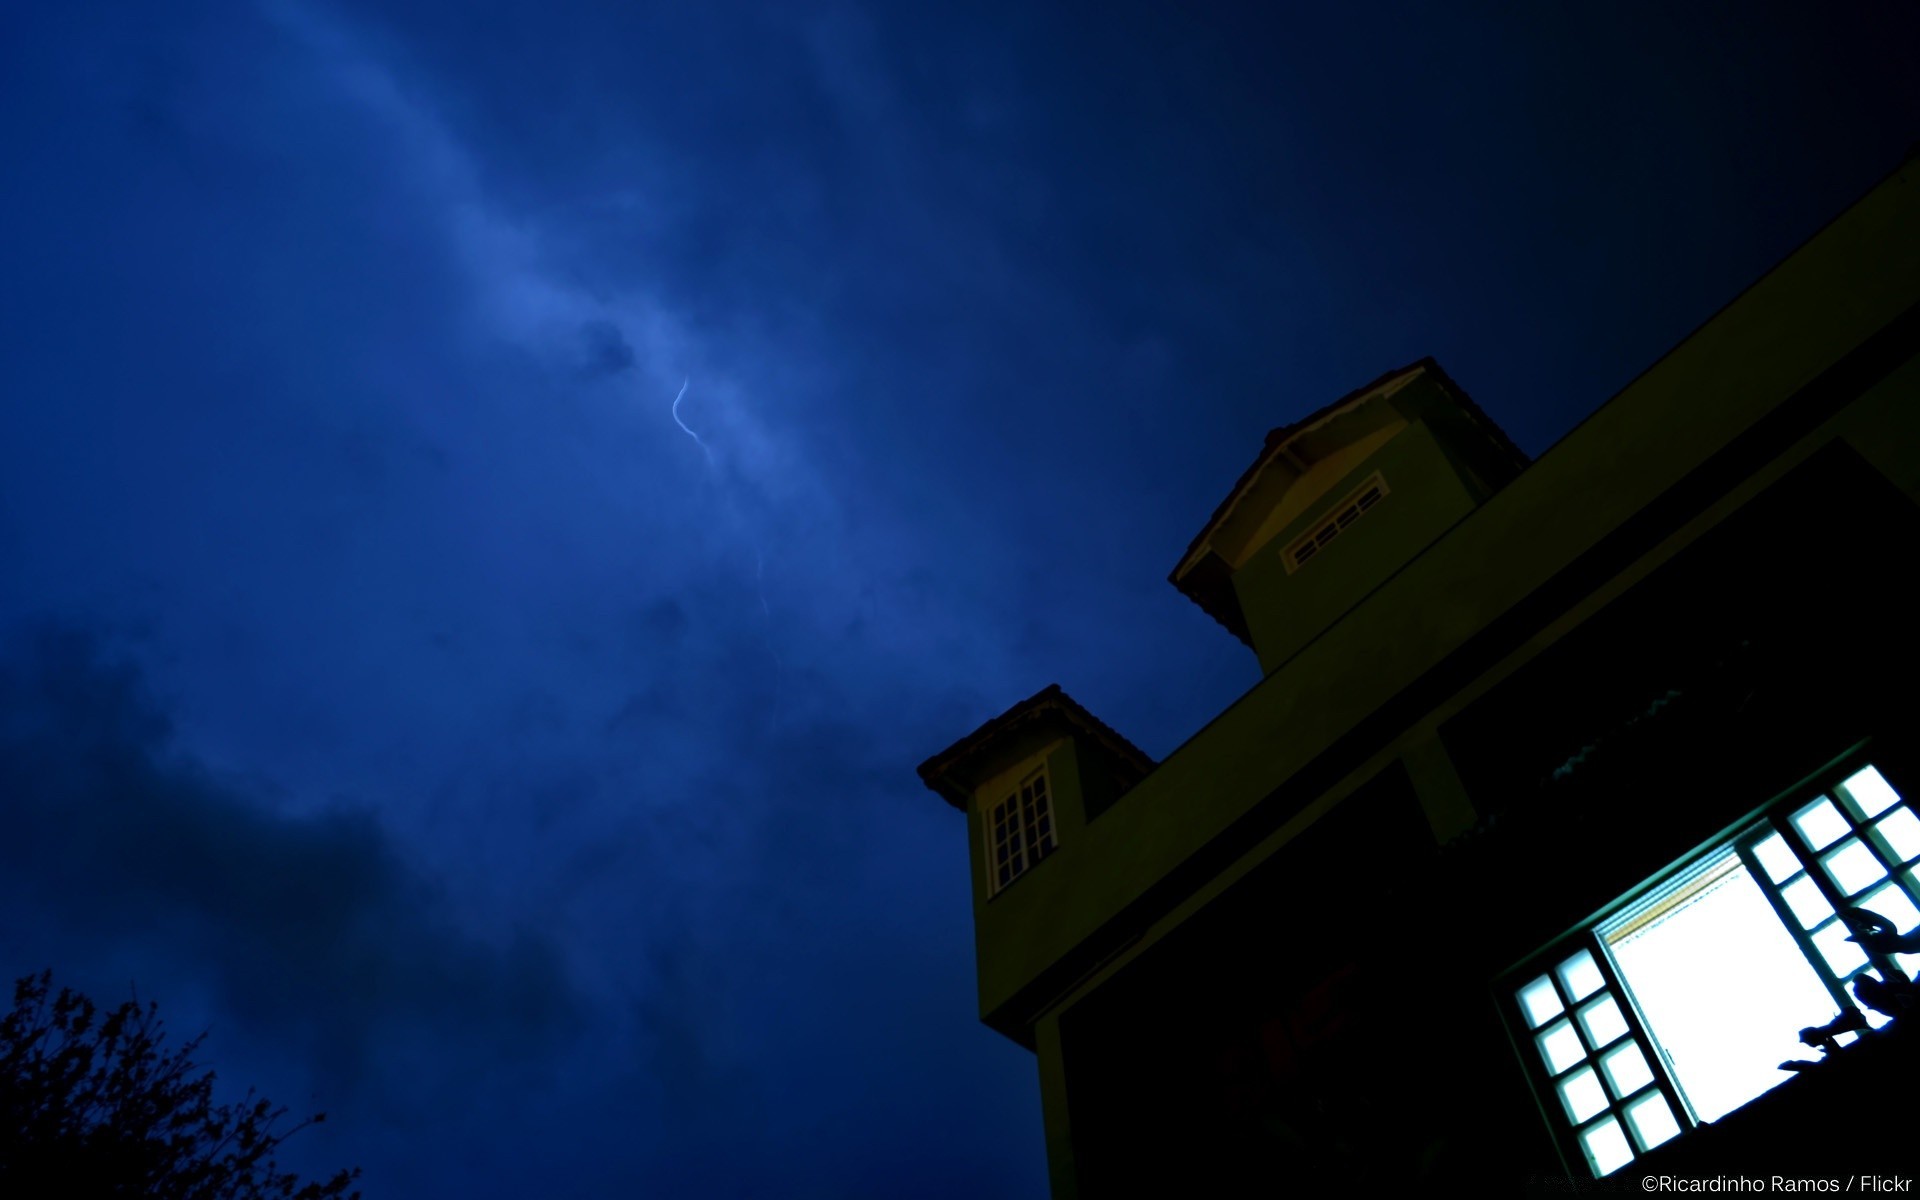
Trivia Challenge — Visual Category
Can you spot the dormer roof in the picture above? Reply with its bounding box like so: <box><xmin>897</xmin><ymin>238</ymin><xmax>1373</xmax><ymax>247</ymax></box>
<box><xmin>916</xmin><ymin>684</ymin><xmax>1156</xmax><ymax>811</ymax></box>
<box><xmin>1168</xmin><ymin>357</ymin><xmax>1527</xmax><ymax>644</ymax></box>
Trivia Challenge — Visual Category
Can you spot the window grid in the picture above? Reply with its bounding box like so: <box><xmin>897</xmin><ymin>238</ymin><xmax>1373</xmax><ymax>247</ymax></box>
<box><xmin>1284</xmin><ymin>473</ymin><xmax>1389</xmax><ymax>572</ymax></box>
<box><xmin>1513</xmin><ymin>939</ymin><xmax>1692</xmax><ymax>1177</ymax></box>
<box><xmin>987</xmin><ymin>768</ymin><xmax>1057</xmax><ymax>896</ymax></box>
<box><xmin>1508</xmin><ymin>761</ymin><xmax>1917</xmax><ymax>1179</ymax></box>
<box><xmin>1734</xmin><ymin>837</ymin><xmax>1860</xmax><ymax>1025</ymax></box>
<box><xmin>1756</xmin><ymin>767</ymin><xmax>1920</xmax><ymax>997</ymax></box>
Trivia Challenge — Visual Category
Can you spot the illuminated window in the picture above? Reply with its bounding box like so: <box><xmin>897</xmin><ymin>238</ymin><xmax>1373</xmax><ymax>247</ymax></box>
<box><xmin>1509</xmin><ymin>763</ymin><xmax>1920</xmax><ymax>1177</ymax></box>
<box><xmin>987</xmin><ymin>767</ymin><xmax>1057</xmax><ymax>896</ymax></box>
<box><xmin>1284</xmin><ymin>473</ymin><xmax>1389</xmax><ymax>572</ymax></box>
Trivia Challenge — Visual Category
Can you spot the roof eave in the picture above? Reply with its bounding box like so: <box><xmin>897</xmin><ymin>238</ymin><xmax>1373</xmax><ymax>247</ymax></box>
<box><xmin>1166</xmin><ymin>551</ymin><xmax>1255</xmax><ymax>647</ymax></box>
<box><xmin>916</xmin><ymin>685</ymin><xmax>1157</xmax><ymax>811</ymax></box>
<box><xmin>1169</xmin><ymin>359</ymin><xmax>1437</xmax><ymax>583</ymax></box>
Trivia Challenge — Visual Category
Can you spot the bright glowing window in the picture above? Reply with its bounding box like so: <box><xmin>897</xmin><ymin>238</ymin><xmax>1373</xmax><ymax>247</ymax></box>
<box><xmin>1598</xmin><ymin>848</ymin><xmax>1837</xmax><ymax>1125</ymax></box>
<box><xmin>1509</xmin><ymin>763</ymin><xmax>1920</xmax><ymax>1177</ymax></box>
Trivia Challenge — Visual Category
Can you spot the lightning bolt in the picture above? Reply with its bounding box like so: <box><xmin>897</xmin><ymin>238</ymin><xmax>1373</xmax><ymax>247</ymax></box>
<box><xmin>669</xmin><ymin>377</ymin><xmax>714</xmax><ymax>466</ymax></box>
<box><xmin>668</xmin><ymin>377</ymin><xmax>779</xmax><ymax>666</ymax></box>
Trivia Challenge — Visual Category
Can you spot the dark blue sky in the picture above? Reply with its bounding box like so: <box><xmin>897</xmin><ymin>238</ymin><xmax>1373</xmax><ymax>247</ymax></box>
<box><xmin>1</xmin><ymin>2</ymin><xmax>1915</xmax><ymax>1194</ymax></box>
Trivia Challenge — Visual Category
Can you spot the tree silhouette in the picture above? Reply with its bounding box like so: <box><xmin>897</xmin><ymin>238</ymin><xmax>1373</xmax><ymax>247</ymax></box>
<box><xmin>0</xmin><ymin>971</ymin><xmax>360</xmax><ymax>1199</ymax></box>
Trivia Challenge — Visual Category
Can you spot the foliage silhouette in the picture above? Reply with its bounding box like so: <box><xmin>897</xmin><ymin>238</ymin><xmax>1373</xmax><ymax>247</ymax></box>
<box><xmin>0</xmin><ymin>971</ymin><xmax>360</xmax><ymax>1199</ymax></box>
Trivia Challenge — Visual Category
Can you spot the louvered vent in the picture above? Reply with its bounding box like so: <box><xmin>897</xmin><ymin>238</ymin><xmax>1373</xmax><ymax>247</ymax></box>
<box><xmin>1284</xmin><ymin>472</ymin><xmax>1390</xmax><ymax>572</ymax></box>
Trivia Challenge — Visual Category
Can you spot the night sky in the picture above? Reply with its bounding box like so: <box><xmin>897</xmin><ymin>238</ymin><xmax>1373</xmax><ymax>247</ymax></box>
<box><xmin>3</xmin><ymin>2</ymin><xmax>1917</xmax><ymax>1195</ymax></box>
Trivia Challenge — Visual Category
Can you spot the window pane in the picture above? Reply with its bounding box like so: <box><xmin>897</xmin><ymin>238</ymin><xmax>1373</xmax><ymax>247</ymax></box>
<box><xmin>1839</xmin><ymin>766</ymin><xmax>1901</xmax><ymax>819</ymax></box>
<box><xmin>1577</xmin><ymin>996</ymin><xmax>1630</xmax><ymax>1050</ymax></box>
<box><xmin>1854</xmin><ymin>881</ymin><xmax>1920</xmax><ymax>936</ymax></box>
<box><xmin>1579</xmin><ymin>1116</ymin><xmax>1635</xmax><ymax>1177</ymax></box>
<box><xmin>1557</xmin><ymin>950</ymin><xmax>1605</xmax><ymax>1002</ymax></box>
<box><xmin>1558</xmin><ymin>1066</ymin><xmax>1609</xmax><ymax>1124</ymax></box>
<box><xmin>1600</xmin><ymin>1041</ymin><xmax>1655</xmax><ymax>1099</ymax></box>
<box><xmin>1537</xmin><ymin>1020</ymin><xmax>1586</xmax><ymax>1075</ymax></box>
<box><xmin>1625</xmin><ymin>1090</ymin><xmax>1682</xmax><ymax>1151</ymax></box>
<box><xmin>1811</xmin><ymin>919</ymin><xmax>1869</xmax><ymax>977</ymax></box>
<box><xmin>1792</xmin><ymin>798</ymin><xmax>1852</xmax><ymax>851</ymax></box>
<box><xmin>1751</xmin><ymin>832</ymin><xmax>1802</xmax><ymax>884</ymax></box>
<box><xmin>1604</xmin><ymin>852</ymin><xmax>1841</xmax><ymax>1123</ymax></box>
<box><xmin>1822</xmin><ymin>839</ymin><xmax>1889</xmax><ymax>896</ymax></box>
<box><xmin>1780</xmin><ymin>875</ymin><xmax>1835</xmax><ymax>928</ymax></box>
<box><xmin>1518</xmin><ymin>975</ymin><xmax>1564</xmax><ymax>1028</ymax></box>
<box><xmin>1870</xmin><ymin>808</ymin><xmax>1920</xmax><ymax>864</ymax></box>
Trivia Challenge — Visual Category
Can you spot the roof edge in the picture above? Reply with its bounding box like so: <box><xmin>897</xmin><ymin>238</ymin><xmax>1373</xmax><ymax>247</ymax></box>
<box><xmin>1167</xmin><ymin>357</ymin><xmax>1529</xmax><ymax>635</ymax></box>
<box><xmin>916</xmin><ymin>684</ymin><xmax>1156</xmax><ymax>811</ymax></box>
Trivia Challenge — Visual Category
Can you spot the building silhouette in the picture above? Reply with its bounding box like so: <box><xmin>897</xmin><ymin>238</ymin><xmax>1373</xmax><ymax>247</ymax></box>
<box><xmin>918</xmin><ymin>151</ymin><xmax>1920</xmax><ymax>1194</ymax></box>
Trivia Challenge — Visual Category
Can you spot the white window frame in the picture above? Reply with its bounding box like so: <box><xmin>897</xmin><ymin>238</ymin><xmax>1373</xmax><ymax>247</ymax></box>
<box><xmin>1506</xmin><ymin>758</ymin><xmax>1920</xmax><ymax>1178</ymax></box>
<box><xmin>1282</xmin><ymin>472</ymin><xmax>1389</xmax><ymax>573</ymax></box>
<box><xmin>986</xmin><ymin>766</ymin><xmax>1058</xmax><ymax>897</ymax></box>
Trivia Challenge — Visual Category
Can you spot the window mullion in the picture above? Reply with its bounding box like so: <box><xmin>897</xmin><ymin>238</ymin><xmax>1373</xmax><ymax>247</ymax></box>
<box><xmin>1735</xmin><ymin>837</ymin><xmax>1858</xmax><ymax>1019</ymax></box>
<box><xmin>1770</xmin><ymin>810</ymin><xmax>1850</xmax><ymax>909</ymax></box>
<box><xmin>1583</xmin><ymin>930</ymin><xmax>1695</xmax><ymax>1134</ymax></box>
<box><xmin>1766</xmin><ymin>810</ymin><xmax>1906</xmax><ymax>985</ymax></box>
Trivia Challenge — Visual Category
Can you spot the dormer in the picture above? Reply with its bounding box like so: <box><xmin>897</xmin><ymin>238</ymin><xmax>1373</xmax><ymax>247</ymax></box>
<box><xmin>917</xmin><ymin>685</ymin><xmax>1154</xmax><ymax>904</ymax></box>
<box><xmin>1170</xmin><ymin>358</ymin><xmax>1529</xmax><ymax>674</ymax></box>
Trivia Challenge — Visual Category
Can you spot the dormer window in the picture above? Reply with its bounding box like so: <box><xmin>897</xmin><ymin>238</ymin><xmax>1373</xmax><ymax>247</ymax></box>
<box><xmin>988</xmin><ymin>767</ymin><xmax>1057</xmax><ymax>896</ymax></box>
<box><xmin>1284</xmin><ymin>472</ymin><xmax>1389</xmax><ymax>572</ymax></box>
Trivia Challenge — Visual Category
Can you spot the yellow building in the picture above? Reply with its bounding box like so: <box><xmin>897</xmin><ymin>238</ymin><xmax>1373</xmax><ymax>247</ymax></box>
<box><xmin>919</xmin><ymin>150</ymin><xmax>1920</xmax><ymax>1193</ymax></box>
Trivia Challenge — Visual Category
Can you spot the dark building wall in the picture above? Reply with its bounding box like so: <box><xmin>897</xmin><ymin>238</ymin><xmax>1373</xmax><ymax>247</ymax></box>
<box><xmin>1050</xmin><ymin>428</ymin><xmax>1920</xmax><ymax>1194</ymax></box>
<box><xmin>1060</xmin><ymin>763</ymin><xmax>1556</xmax><ymax>1195</ymax></box>
<box><xmin>1074</xmin><ymin>739</ymin><xmax>1131</xmax><ymax>825</ymax></box>
<box><xmin>1442</xmin><ymin>438</ymin><xmax>1920</xmax><ymax>839</ymax></box>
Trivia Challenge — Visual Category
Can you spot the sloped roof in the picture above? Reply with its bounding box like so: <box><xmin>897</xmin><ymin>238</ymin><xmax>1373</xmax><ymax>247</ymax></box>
<box><xmin>916</xmin><ymin>684</ymin><xmax>1156</xmax><ymax>811</ymax></box>
<box><xmin>1168</xmin><ymin>357</ymin><xmax>1528</xmax><ymax>643</ymax></box>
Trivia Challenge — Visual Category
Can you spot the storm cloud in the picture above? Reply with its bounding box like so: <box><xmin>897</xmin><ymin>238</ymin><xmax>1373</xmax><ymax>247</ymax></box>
<box><xmin>0</xmin><ymin>622</ymin><xmax>582</xmax><ymax>1091</ymax></box>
